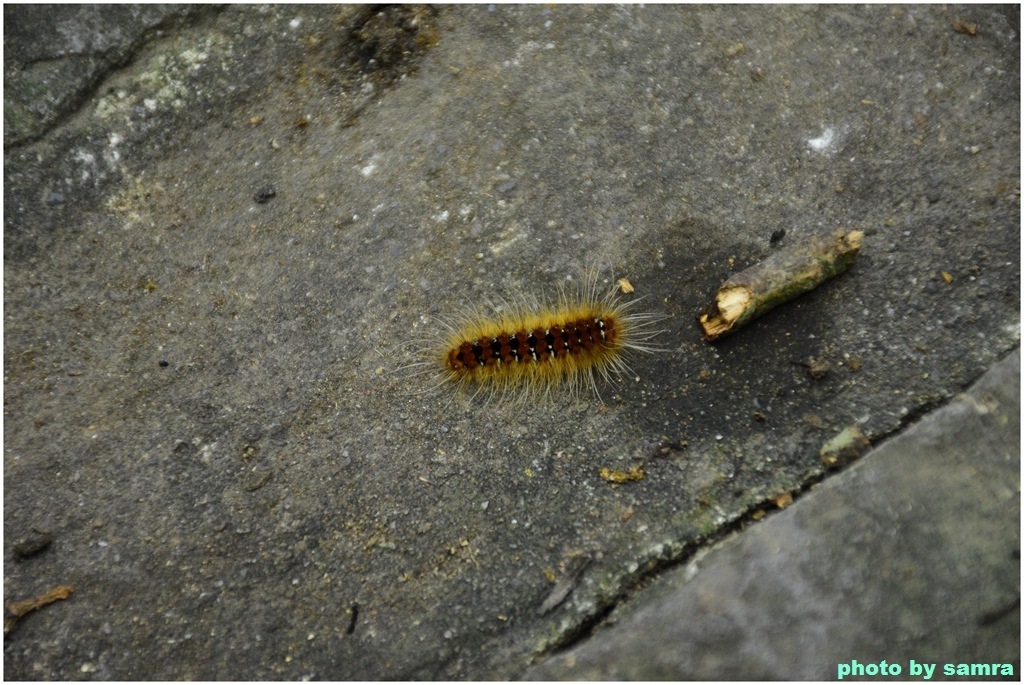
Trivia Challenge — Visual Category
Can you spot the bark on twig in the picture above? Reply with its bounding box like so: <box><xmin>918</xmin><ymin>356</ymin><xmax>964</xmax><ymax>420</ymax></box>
<box><xmin>699</xmin><ymin>229</ymin><xmax>864</xmax><ymax>341</ymax></box>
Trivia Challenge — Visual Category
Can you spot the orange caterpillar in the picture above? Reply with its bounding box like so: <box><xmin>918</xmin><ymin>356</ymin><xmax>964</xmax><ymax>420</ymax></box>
<box><xmin>419</xmin><ymin>271</ymin><xmax>664</xmax><ymax>405</ymax></box>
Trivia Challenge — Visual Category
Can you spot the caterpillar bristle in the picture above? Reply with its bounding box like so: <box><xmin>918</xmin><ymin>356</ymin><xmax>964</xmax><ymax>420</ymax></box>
<box><xmin>397</xmin><ymin>268</ymin><xmax>665</xmax><ymax>408</ymax></box>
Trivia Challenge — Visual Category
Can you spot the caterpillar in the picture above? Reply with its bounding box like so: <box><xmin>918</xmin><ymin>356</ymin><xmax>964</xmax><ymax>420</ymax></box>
<box><xmin>407</xmin><ymin>270</ymin><xmax>665</xmax><ymax>406</ymax></box>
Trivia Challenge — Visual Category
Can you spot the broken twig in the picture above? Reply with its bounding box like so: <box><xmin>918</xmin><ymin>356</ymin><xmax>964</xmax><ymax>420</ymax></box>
<box><xmin>537</xmin><ymin>554</ymin><xmax>592</xmax><ymax>616</ymax></box>
<box><xmin>699</xmin><ymin>229</ymin><xmax>863</xmax><ymax>341</ymax></box>
<box><xmin>4</xmin><ymin>586</ymin><xmax>73</xmax><ymax>637</ymax></box>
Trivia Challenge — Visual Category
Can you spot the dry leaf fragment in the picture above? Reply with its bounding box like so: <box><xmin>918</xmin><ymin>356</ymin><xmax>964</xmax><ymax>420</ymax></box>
<box><xmin>772</xmin><ymin>492</ymin><xmax>794</xmax><ymax>509</ymax></box>
<box><xmin>820</xmin><ymin>425</ymin><xmax>871</xmax><ymax>468</ymax></box>
<box><xmin>951</xmin><ymin>17</ymin><xmax>977</xmax><ymax>36</ymax></box>
<box><xmin>599</xmin><ymin>464</ymin><xmax>645</xmax><ymax>483</ymax></box>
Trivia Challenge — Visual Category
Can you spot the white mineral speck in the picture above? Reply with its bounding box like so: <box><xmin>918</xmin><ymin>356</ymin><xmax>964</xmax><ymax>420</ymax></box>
<box><xmin>807</xmin><ymin>127</ymin><xmax>836</xmax><ymax>152</ymax></box>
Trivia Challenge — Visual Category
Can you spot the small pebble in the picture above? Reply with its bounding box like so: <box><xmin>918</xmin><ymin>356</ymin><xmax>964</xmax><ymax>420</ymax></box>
<box><xmin>254</xmin><ymin>186</ymin><xmax>276</xmax><ymax>203</ymax></box>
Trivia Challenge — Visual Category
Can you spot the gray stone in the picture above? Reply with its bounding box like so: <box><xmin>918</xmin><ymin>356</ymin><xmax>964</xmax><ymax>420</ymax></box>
<box><xmin>3</xmin><ymin>5</ymin><xmax>1019</xmax><ymax>680</ymax></box>
<box><xmin>527</xmin><ymin>349</ymin><xmax>1020</xmax><ymax>679</ymax></box>
<box><xmin>3</xmin><ymin>5</ymin><xmax>215</xmax><ymax>147</ymax></box>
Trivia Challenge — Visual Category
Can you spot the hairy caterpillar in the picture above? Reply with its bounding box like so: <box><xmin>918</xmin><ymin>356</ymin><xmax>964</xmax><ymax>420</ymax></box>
<box><xmin>406</xmin><ymin>270</ymin><xmax>665</xmax><ymax>406</ymax></box>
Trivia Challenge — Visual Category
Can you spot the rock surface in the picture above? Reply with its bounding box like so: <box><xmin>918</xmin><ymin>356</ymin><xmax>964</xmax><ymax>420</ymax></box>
<box><xmin>4</xmin><ymin>5</ymin><xmax>1019</xmax><ymax>679</ymax></box>
<box><xmin>527</xmin><ymin>349</ymin><xmax>1020</xmax><ymax>680</ymax></box>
